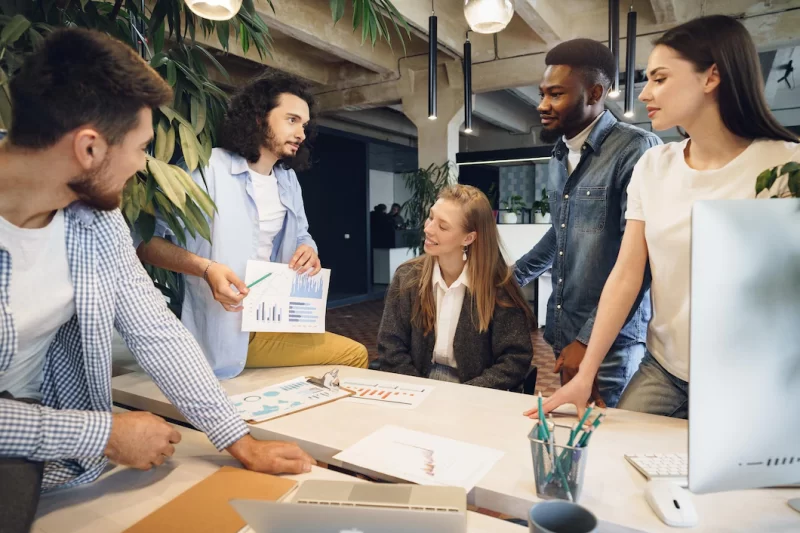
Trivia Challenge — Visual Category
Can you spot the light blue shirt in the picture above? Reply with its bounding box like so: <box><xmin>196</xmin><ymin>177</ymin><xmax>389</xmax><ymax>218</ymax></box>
<box><xmin>147</xmin><ymin>148</ymin><xmax>317</xmax><ymax>379</ymax></box>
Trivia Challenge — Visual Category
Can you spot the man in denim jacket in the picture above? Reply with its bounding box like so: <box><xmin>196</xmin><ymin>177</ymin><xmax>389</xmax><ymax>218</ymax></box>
<box><xmin>515</xmin><ymin>39</ymin><xmax>661</xmax><ymax>407</ymax></box>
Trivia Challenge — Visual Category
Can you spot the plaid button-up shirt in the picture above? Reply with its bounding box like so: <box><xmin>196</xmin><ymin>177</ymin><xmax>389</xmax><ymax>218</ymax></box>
<box><xmin>0</xmin><ymin>201</ymin><xmax>249</xmax><ymax>491</ymax></box>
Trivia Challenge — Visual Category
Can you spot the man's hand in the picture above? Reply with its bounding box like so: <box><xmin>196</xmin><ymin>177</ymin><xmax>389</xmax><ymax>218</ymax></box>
<box><xmin>289</xmin><ymin>245</ymin><xmax>321</xmax><ymax>276</ymax></box>
<box><xmin>523</xmin><ymin>372</ymin><xmax>595</xmax><ymax>420</ymax></box>
<box><xmin>104</xmin><ymin>411</ymin><xmax>182</xmax><ymax>470</ymax></box>
<box><xmin>204</xmin><ymin>261</ymin><xmax>249</xmax><ymax>311</ymax></box>
<box><xmin>554</xmin><ymin>341</ymin><xmax>606</xmax><ymax>408</ymax></box>
<box><xmin>227</xmin><ymin>434</ymin><xmax>317</xmax><ymax>475</ymax></box>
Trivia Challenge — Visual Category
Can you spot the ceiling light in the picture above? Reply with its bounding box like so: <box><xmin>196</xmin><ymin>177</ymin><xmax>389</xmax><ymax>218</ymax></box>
<box><xmin>184</xmin><ymin>0</ymin><xmax>241</xmax><ymax>21</ymax></box>
<box><xmin>464</xmin><ymin>0</ymin><xmax>514</xmax><ymax>34</ymax></box>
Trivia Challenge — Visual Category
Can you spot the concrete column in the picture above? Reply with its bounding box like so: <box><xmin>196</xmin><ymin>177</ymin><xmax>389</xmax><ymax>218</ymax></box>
<box><xmin>400</xmin><ymin>61</ymin><xmax>464</xmax><ymax>172</ymax></box>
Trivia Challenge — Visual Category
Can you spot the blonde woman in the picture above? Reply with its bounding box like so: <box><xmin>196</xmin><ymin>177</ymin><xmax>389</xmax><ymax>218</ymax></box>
<box><xmin>378</xmin><ymin>185</ymin><xmax>534</xmax><ymax>389</ymax></box>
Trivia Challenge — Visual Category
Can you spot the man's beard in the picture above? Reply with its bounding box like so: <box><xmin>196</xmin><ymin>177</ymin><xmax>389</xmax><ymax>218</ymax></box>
<box><xmin>539</xmin><ymin>100</ymin><xmax>586</xmax><ymax>144</ymax></box>
<box><xmin>265</xmin><ymin>129</ymin><xmax>297</xmax><ymax>160</ymax></box>
<box><xmin>67</xmin><ymin>157</ymin><xmax>122</xmax><ymax>212</ymax></box>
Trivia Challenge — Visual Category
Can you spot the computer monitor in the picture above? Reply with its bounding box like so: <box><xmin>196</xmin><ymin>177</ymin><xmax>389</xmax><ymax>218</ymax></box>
<box><xmin>689</xmin><ymin>199</ymin><xmax>800</xmax><ymax>496</ymax></box>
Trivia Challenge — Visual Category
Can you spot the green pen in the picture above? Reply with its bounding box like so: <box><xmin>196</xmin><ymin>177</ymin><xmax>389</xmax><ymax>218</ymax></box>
<box><xmin>578</xmin><ymin>413</ymin><xmax>605</xmax><ymax>447</ymax></box>
<box><xmin>246</xmin><ymin>272</ymin><xmax>272</xmax><ymax>289</ymax></box>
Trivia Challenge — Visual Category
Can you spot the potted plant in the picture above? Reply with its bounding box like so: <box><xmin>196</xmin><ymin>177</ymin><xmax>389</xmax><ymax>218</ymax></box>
<box><xmin>401</xmin><ymin>161</ymin><xmax>454</xmax><ymax>255</ymax></box>
<box><xmin>499</xmin><ymin>194</ymin><xmax>527</xmax><ymax>224</ymax></box>
<box><xmin>533</xmin><ymin>187</ymin><xmax>551</xmax><ymax>224</ymax></box>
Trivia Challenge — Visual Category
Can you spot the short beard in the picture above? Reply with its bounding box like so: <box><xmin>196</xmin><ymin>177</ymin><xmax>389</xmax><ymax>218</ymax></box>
<box><xmin>539</xmin><ymin>100</ymin><xmax>587</xmax><ymax>144</ymax></box>
<box><xmin>67</xmin><ymin>157</ymin><xmax>121</xmax><ymax>212</ymax></box>
<box><xmin>265</xmin><ymin>128</ymin><xmax>296</xmax><ymax>161</ymax></box>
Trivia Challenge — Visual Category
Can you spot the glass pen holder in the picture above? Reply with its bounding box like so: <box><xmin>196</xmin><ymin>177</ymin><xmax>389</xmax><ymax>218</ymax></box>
<box><xmin>529</xmin><ymin>421</ymin><xmax>589</xmax><ymax>502</ymax></box>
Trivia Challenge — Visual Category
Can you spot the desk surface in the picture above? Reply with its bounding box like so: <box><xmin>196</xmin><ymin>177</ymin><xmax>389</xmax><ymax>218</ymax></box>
<box><xmin>112</xmin><ymin>366</ymin><xmax>800</xmax><ymax>533</ymax></box>
<box><xmin>33</xmin><ymin>409</ymin><xmax>523</xmax><ymax>533</ymax></box>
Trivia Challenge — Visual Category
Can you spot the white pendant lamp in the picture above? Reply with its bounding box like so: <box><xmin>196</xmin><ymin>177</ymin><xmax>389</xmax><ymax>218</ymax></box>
<box><xmin>463</xmin><ymin>0</ymin><xmax>514</xmax><ymax>34</ymax></box>
<box><xmin>185</xmin><ymin>0</ymin><xmax>242</xmax><ymax>21</ymax></box>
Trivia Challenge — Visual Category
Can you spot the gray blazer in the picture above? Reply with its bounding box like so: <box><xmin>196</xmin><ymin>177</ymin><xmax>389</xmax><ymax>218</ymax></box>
<box><xmin>378</xmin><ymin>263</ymin><xmax>534</xmax><ymax>390</ymax></box>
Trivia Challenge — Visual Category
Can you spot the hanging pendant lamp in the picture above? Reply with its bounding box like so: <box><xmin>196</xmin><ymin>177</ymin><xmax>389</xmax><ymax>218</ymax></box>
<box><xmin>608</xmin><ymin>0</ymin><xmax>620</xmax><ymax>98</ymax></box>
<box><xmin>464</xmin><ymin>0</ymin><xmax>514</xmax><ymax>34</ymax></box>
<box><xmin>624</xmin><ymin>5</ymin><xmax>637</xmax><ymax>117</ymax></box>
<box><xmin>429</xmin><ymin>2</ymin><xmax>438</xmax><ymax>120</ymax></box>
<box><xmin>463</xmin><ymin>33</ymin><xmax>473</xmax><ymax>133</ymax></box>
<box><xmin>185</xmin><ymin>0</ymin><xmax>242</xmax><ymax>21</ymax></box>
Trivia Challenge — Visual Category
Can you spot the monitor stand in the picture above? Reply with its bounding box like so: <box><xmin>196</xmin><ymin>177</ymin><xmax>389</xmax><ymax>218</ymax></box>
<box><xmin>789</xmin><ymin>498</ymin><xmax>800</xmax><ymax>514</ymax></box>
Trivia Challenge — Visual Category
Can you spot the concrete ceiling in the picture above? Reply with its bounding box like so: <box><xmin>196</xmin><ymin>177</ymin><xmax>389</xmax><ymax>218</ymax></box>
<box><xmin>205</xmin><ymin>0</ymin><xmax>800</xmax><ymax>145</ymax></box>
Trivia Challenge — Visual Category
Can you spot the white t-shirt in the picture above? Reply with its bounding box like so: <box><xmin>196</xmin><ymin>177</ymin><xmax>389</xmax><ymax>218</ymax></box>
<box><xmin>564</xmin><ymin>112</ymin><xmax>605</xmax><ymax>175</ymax></box>
<box><xmin>249</xmin><ymin>168</ymin><xmax>287</xmax><ymax>261</ymax></box>
<box><xmin>0</xmin><ymin>210</ymin><xmax>75</xmax><ymax>400</ymax></box>
<box><xmin>626</xmin><ymin>138</ymin><xmax>799</xmax><ymax>381</ymax></box>
<box><xmin>431</xmin><ymin>261</ymin><xmax>469</xmax><ymax>369</ymax></box>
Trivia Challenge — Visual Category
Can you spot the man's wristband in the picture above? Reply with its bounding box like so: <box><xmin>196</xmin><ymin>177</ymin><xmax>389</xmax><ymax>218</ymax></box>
<box><xmin>202</xmin><ymin>260</ymin><xmax>216</xmax><ymax>283</ymax></box>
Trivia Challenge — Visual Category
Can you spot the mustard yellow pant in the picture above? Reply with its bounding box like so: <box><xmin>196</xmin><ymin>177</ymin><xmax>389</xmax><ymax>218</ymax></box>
<box><xmin>246</xmin><ymin>332</ymin><xmax>368</xmax><ymax>369</ymax></box>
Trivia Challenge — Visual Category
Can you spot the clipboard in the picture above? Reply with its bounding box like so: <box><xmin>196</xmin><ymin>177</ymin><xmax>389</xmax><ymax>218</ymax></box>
<box><xmin>123</xmin><ymin>466</ymin><xmax>296</xmax><ymax>533</ymax></box>
<box><xmin>230</xmin><ymin>369</ymin><xmax>355</xmax><ymax>424</ymax></box>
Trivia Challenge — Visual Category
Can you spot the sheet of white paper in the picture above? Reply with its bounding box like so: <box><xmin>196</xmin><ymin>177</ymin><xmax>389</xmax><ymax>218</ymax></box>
<box><xmin>339</xmin><ymin>378</ymin><xmax>434</xmax><ymax>409</ymax></box>
<box><xmin>333</xmin><ymin>425</ymin><xmax>504</xmax><ymax>491</ymax></box>
<box><xmin>241</xmin><ymin>261</ymin><xmax>330</xmax><ymax>333</ymax></box>
<box><xmin>229</xmin><ymin>377</ymin><xmax>350</xmax><ymax>423</ymax></box>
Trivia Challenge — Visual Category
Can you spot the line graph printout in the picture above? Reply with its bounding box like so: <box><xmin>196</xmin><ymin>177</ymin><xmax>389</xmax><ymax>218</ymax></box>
<box><xmin>241</xmin><ymin>261</ymin><xmax>330</xmax><ymax>333</ymax></box>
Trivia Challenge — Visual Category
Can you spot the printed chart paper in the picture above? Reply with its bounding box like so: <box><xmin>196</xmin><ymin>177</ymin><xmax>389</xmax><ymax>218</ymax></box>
<box><xmin>229</xmin><ymin>377</ymin><xmax>351</xmax><ymax>423</ymax></box>
<box><xmin>340</xmin><ymin>378</ymin><xmax>434</xmax><ymax>409</ymax></box>
<box><xmin>333</xmin><ymin>425</ymin><xmax>504</xmax><ymax>491</ymax></box>
<box><xmin>241</xmin><ymin>261</ymin><xmax>330</xmax><ymax>333</ymax></box>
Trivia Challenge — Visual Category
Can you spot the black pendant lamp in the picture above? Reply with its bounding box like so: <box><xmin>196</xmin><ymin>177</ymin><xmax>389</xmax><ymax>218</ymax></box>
<box><xmin>624</xmin><ymin>4</ymin><xmax>637</xmax><ymax>117</ymax></box>
<box><xmin>428</xmin><ymin>0</ymin><xmax>438</xmax><ymax>120</ymax></box>
<box><xmin>464</xmin><ymin>33</ymin><xmax>472</xmax><ymax>133</ymax></box>
<box><xmin>608</xmin><ymin>0</ymin><xmax>620</xmax><ymax>98</ymax></box>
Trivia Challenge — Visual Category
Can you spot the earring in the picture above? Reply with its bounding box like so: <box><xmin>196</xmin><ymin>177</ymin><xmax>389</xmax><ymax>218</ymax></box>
<box><xmin>462</xmin><ymin>245</ymin><xmax>468</xmax><ymax>262</ymax></box>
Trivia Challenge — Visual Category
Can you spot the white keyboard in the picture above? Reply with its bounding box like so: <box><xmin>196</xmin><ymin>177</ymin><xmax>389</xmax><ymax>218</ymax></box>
<box><xmin>624</xmin><ymin>453</ymin><xmax>688</xmax><ymax>487</ymax></box>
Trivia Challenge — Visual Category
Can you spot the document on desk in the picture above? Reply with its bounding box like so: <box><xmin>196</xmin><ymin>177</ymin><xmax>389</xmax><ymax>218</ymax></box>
<box><xmin>339</xmin><ymin>378</ymin><xmax>434</xmax><ymax>409</ymax></box>
<box><xmin>241</xmin><ymin>260</ymin><xmax>330</xmax><ymax>333</ymax></box>
<box><xmin>333</xmin><ymin>425</ymin><xmax>504</xmax><ymax>491</ymax></box>
<box><xmin>230</xmin><ymin>377</ymin><xmax>353</xmax><ymax>423</ymax></box>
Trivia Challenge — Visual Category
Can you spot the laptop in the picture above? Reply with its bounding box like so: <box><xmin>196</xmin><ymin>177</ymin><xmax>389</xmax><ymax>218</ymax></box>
<box><xmin>230</xmin><ymin>480</ymin><xmax>467</xmax><ymax>533</ymax></box>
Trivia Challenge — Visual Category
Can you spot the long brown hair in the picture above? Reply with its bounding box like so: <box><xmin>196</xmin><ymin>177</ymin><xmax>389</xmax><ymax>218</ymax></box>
<box><xmin>654</xmin><ymin>15</ymin><xmax>797</xmax><ymax>143</ymax></box>
<box><xmin>400</xmin><ymin>184</ymin><xmax>533</xmax><ymax>334</ymax></box>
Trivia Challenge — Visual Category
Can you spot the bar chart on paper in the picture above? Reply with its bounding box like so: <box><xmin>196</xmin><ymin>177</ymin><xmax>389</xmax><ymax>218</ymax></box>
<box><xmin>242</xmin><ymin>260</ymin><xmax>330</xmax><ymax>333</ymax></box>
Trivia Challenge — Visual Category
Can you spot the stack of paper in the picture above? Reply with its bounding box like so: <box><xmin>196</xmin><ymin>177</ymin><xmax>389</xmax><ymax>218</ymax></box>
<box><xmin>333</xmin><ymin>425</ymin><xmax>504</xmax><ymax>491</ymax></box>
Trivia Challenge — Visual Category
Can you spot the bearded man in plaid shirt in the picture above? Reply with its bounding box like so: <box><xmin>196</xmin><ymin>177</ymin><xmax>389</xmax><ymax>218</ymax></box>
<box><xmin>0</xmin><ymin>29</ymin><xmax>315</xmax><ymax>533</ymax></box>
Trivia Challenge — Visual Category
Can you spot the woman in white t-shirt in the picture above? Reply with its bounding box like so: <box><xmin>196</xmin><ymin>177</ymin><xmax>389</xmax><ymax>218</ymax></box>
<box><xmin>526</xmin><ymin>15</ymin><xmax>799</xmax><ymax>420</ymax></box>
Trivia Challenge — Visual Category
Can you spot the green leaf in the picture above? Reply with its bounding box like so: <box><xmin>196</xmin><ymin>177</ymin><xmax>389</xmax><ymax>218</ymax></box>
<box><xmin>166</xmin><ymin>60</ymin><xmax>177</xmax><ymax>86</ymax></box>
<box><xmin>185</xmin><ymin>197</ymin><xmax>212</xmax><ymax>242</ymax></box>
<box><xmin>217</xmin><ymin>21</ymin><xmax>230</xmax><ymax>50</ymax></box>
<box><xmin>0</xmin><ymin>14</ymin><xmax>31</xmax><ymax>47</ymax></box>
<box><xmin>178</xmin><ymin>122</ymin><xmax>199</xmax><ymax>171</ymax></box>
<box><xmin>136</xmin><ymin>212</ymin><xmax>157</xmax><ymax>243</ymax></box>
<box><xmin>330</xmin><ymin>0</ymin><xmax>345</xmax><ymax>23</ymax></box>
<box><xmin>150</xmin><ymin>51</ymin><xmax>169</xmax><ymax>69</ymax></box>
<box><xmin>193</xmin><ymin>45</ymin><xmax>230</xmax><ymax>81</ymax></box>
<box><xmin>789</xmin><ymin>170</ymin><xmax>800</xmax><ymax>198</ymax></box>
<box><xmin>154</xmin><ymin>191</ymin><xmax>187</xmax><ymax>245</ymax></box>
<box><xmin>148</xmin><ymin>156</ymin><xmax>187</xmax><ymax>210</ymax></box>
<box><xmin>780</xmin><ymin>162</ymin><xmax>800</xmax><ymax>176</ymax></box>
<box><xmin>152</xmin><ymin>21</ymin><xmax>165</xmax><ymax>54</ymax></box>
<box><xmin>755</xmin><ymin>167</ymin><xmax>778</xmax><ymax>195</ymax></box>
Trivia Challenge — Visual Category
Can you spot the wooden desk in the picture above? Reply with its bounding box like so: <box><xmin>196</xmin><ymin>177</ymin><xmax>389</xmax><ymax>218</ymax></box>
<box><xmin>112</xmin><ymin>367</ymin><xmax>800</xmax><ymax>532</ymax></box>
<box><xmin>33</xmin><ymin>409</ymin><xmax>523</xmax><ymax>533</ymax></box>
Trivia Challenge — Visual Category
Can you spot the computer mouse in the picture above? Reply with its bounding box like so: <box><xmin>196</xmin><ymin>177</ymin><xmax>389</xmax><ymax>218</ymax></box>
<box><xmin>644</xmin><ymin>479</ymin><xmax>699</xmax><ymax>528</ymax></box>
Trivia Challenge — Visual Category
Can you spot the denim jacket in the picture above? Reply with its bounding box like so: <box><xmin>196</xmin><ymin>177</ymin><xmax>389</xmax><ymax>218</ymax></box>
<box><xmin>514</xmin><ymin>112</ymin><xmax>660</xmax><ymax>353</ymax></box>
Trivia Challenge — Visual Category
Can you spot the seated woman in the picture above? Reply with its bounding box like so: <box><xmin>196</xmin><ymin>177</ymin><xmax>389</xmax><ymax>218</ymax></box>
<box><xmin>378</xmin><ymin>184</ymin><xmax>534</xmax><ymax>389</ymax></box>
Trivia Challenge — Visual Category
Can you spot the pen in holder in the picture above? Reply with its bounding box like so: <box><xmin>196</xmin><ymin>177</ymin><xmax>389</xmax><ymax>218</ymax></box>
<box><xmin>528</xmin><ymin>421</ymin><xmax>589</xmax><ymax>502</ymax></box>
